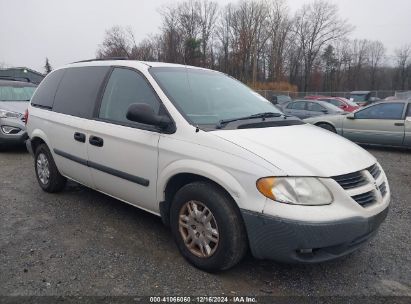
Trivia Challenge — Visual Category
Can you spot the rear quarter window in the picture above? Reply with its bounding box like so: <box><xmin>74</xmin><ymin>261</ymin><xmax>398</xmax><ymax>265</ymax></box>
<box><xmin>31</xmin><ymin>69</ymin><xmax>65</xmax><ymax>108</ymax></box>
<box><xmin>52</xmin><ymin>66</ymin><xmax>110</xmax><ymax>118</ymax></box>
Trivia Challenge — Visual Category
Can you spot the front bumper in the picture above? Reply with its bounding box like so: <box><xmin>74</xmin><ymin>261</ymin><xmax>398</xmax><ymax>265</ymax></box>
<box><xmin>241</xmin><ymin>206</ymin><xmax>388</xmax><ymax>263</ymax></box>
<box><xmin>0</xmin><ymin>118</ymin><xmax>27</xmax><ymax>145</ymax></box>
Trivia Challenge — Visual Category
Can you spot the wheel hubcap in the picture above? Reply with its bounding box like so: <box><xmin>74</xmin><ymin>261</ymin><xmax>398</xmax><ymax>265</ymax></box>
<box><xmin>36</xmin><ymin>153</ymin><xmax>50</xmax><ymax>185</ymax></box>
<box><xmin>178</xmin><ymin>200</ymin><xmax>219</xmax><ymax>258</ymax></box>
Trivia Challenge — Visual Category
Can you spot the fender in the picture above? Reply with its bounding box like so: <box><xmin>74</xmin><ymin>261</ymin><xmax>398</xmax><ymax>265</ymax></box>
<box><xmin>158</xmin><ymin>159</ymin><xmax>248</xmax><ymax>208</ymax></box>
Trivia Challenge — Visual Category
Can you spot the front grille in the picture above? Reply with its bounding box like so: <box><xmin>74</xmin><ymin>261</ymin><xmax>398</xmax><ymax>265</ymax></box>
<box><xmin>332</xmin><ymin>163</ymin><xmax>387</xmax><ymax>208</ymax></box>
<box><xmin>367</xmin><ymin>164</ymin><xmax>381</xmax><ymax>180</ymax></box>
<box><xmin>352</xmin><ymin>191</ymin><xmax>376</xmax><ymax>207</ymax></box>
<box><xmin>379</xmin><ymin>182</ymin><xmax>387</xmax><ymax>197</ymax></box>
<box><xmin>332</xmin><ymin>171</ymin><xmax>368</xmax><ymax>190</ymax></box>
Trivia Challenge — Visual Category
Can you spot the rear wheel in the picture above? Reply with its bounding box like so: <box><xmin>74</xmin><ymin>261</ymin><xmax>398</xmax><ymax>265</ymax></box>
<box><xmin>170</xmin><ymin>181</ymin><xmax>247</xmax><ymax>272</ymax></box>
<box><xmin>34</xmin><ymin>144</ymin><xmax>66</xmax><ymax>192</ymax></box>
<box><xmin>317</xmin><ymin>123</ymin><xmax>337</xmax><ymax>133</ymax></box>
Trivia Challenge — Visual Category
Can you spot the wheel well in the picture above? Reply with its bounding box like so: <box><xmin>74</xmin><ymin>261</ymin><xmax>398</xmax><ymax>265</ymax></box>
<box><xmin>160</xmin><ymin>173</ymin><xmax>236</xmax><ymax>226</ymax></box>
<box><xmin>315</xmin><ymin>122</ymin><xmax>336</xmax><ymax>131</ymax></box>
<box><xmin>31</xmin><ymin>137</ymin><xmax>46</xmax><ymax>153</ymax></box>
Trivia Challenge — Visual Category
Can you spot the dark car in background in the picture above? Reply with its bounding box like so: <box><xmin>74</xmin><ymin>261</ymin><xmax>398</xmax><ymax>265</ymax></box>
<box><xmin>349</xmin><ymin>91</ymin><xmax>380</xmax><ymax>107</ymax></box>
<box><xmin>281</xmin><ymin>99</ymin><xmax>344</xmax><ymax>119</ymax></box>
<box><xmin>270</xmin><ymin>94</ymin><xmax>292</xmax><ymax>106</ymax></box>
<box><xmin>0</xmin><ymin>78</ymin><xmax>37</xmax><ymax>148</ymax></box>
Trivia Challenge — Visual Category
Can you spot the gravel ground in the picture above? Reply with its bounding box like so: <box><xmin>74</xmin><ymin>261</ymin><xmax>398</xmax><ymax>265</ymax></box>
<box><xmin>0</xmin><ymin>146</ymin><xmax>410</xmax><ymax>297</ymax></box>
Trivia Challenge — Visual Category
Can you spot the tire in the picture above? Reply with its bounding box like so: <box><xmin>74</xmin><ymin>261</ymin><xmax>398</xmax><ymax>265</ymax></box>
<box><xmin>34</xmin><ymin>143</ymin><xmax>66</xmax><ymax>193</ymax></box>
<box><xmin>170</xmin><ymin>181</ymin><xmax>247</xmax><ymax>272</ymax></box>
<box><xmin>317</xmin><ymin>123</ymin><xmax>337</xmax><ymax>133</ymax></box>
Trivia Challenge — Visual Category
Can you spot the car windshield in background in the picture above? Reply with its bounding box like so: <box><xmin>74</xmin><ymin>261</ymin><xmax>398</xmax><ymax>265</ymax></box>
<box><xmin>0</xmin><ymin>85</ymin><xmax>36</xmax><ymax>101</ymax></box>
<box><xmin>351</xmin><ymin>94</ymin><xmax>367</xmax><ymax>102</ymax></box>
<box><xmin>150</xmin><ymin>67</ymin><xmax>282</xmax><ymax>125</ymax></box>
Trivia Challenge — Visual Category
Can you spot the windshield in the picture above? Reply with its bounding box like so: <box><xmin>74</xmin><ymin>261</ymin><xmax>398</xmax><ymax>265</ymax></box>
<box><xmin>350</xmin><ymin>94</ymin><xmax>366</xmax><ymax>102</ymax></box>
<box><xmin>150</xmin><ymin>67</ymin><xmax>282</xmax><ymax>125</ymax></box>
<box><xmin>0</xmin><ymin>85</ymin><xmax>36</xmax><ymax>101</ymax></box>
<box><xmin>322</xmin><ymin>102</ymin><xmax>344</xmax><ymax>112</ymax></box>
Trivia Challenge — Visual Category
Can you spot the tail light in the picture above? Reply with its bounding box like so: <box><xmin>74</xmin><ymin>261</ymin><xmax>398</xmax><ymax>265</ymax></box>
<box><xmin>24</xmin><ymin>109</ymin><xmax>29</xmax><ymax>125</ymax></box>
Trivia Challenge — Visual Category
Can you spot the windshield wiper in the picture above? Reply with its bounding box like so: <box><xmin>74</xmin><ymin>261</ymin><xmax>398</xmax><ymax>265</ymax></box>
<box><xmin>216</xmin><ymin>112</ymin><xmax>283</xmax><ymax>129</ymax></box>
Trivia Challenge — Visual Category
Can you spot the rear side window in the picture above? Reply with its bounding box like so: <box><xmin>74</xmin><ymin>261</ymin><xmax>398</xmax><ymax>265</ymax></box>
<box><xmin>98</xmin><ymin>68</ymin><xmax>160</xmax><ymax>124</ymax></box>
<box><xmin>307</xmin><ymin>102</ymin><xmax>324</xmax><ymax>112</ymax></box>
<box><xmin>31</xmin><ymin>69</ymin><xmax>65</xmax><ymax>108</ymax></box>
<box><xmin>289</xmin><ymin>101</ymin><xmax>306</xmax><ymax>110</ymax></box>
<box><xmin>53</xmin><ymin>66</ymin><xmax>110</xmax><ymax>118</ymax></box>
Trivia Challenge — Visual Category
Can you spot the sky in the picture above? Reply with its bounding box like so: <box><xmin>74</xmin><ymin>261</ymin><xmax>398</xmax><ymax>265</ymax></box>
<box><xmin>1</xmin><ymin>0</ymin><xmax>411</xmax><ymax>73</ymax></box>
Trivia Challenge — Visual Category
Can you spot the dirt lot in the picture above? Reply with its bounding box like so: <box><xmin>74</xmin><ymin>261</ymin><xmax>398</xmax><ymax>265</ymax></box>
<box><xmin>0</xmin><ymin>146</ymin><xmax>410</xmax><ymax>297</ymax></box>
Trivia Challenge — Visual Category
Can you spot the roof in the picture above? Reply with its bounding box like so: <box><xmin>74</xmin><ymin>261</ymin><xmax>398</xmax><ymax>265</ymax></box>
<box><xmin>64</xmin><ymin>59</ymin><xmax>212</xmax><ymax>72</ymax></box>
<box><xmin>350</xmin><ymin>91</ymin><xmax>371</xmax><ymax>94</ymax></box>
<box><xmin>0</xmin><ymin>67</ymin><xmax>45</xmax><ymax>77</ymax></box>
<box><xmin>0</xmin><ymin>79</ymin><xmax>37</xmax><ymax>87</ymax></box>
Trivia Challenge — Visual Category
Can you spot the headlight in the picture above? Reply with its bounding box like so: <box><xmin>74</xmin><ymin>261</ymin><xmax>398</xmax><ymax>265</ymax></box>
<box><xmin>0</xmin><ymin>109</ymin><xmax>20</xmax><ymax>119</ymax></box>
<box><xmin>256</xmin><ymin>177</ymin><xmax>333</xmax><ymax>206</ymax></box>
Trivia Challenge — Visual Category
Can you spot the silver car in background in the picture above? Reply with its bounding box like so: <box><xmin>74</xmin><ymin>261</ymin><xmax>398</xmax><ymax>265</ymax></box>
<box><xmin>304</xmin><ymin>100</ymin><xmax>411</xmax><ymax>148</ymax></box>
<box><xmin>282</xmin><ymin>99</ymin><xmax>344</xmax><ymax>119</ymax></box>
<box><xmin>0</xmin><ymin>78</ymin><xmax>37</xmax><ymax>148</ymax></box>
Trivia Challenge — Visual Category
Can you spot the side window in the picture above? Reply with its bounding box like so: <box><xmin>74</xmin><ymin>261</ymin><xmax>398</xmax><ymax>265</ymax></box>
<box><xmin>307</xmin><ymin>102</ymin><xmax>324</xmax><ymax>112</ymax></box>
<box><xmin>407</xmin><ymin>104</ymin><xmax>411</xmax><ymax>117</ymax></box>
<box><xmin>355</xmin><ymin>103</ymin><xmax>405</xmax><ymax>120</ymax></box>
<box><xmin>53</xmin><ymin>66</ymin><xmax>110</xmax><ymax>118</ymax></box>
<box><xmin>31</xmin><ymin>69</ymin><xmax>65</xmax><ymax>108</ymax></box>
<box><xmin>291</xmin><ymin>101</ymin><xmax>306</xmax><ymax>110</ymax></box>
<box><xmin>99</xmin><ymin>68</ymin><xmax>160</xmax><ymax>124</ymax></box>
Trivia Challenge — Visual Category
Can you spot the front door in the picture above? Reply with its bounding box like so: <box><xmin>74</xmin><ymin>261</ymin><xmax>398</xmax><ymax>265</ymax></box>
<box><xmin>86</xmin><ymin>67</ymin><xmax>163</xmax><ymax>212</ymax></box>
<box><xmin>342</xmin><ymin>102</ymin><xmax>406</xmax><ymax>146</ymax></box>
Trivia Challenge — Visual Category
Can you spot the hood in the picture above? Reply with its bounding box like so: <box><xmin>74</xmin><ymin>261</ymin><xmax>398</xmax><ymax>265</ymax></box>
<box><xmin>0</xmin><ymin>101</ymin><xmax>29</xmax><ymax>114</ymax></box>
<box><xmin>212</xmin><ymin>124</ymin><xmax>375</xmax><ymax>177</ymax></box>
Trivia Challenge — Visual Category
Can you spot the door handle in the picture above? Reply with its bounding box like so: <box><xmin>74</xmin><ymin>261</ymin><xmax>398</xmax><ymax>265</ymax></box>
<box><xmin>394</xmin><ymin>122</ymin><xmax>405</xmax><ymax>126</ymax></box>
<box><xmin>89</xmin><ymin>136</ymin><xmax>104</xmax><ymax>147</ymax></box>
<box><xmin>74</xmin><ymin>132</ymin><xmax>86</xmax><ymax>143</ymax></box>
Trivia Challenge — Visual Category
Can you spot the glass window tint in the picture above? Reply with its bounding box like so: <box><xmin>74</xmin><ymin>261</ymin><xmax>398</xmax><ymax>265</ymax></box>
<box><xmin>31</xmin><ymin>69</ymin><xmax>65</xmax><ymax>108</ymax></box>
<box><xmin>53</xmin><ymin>66</ymin><xmax>109</xmax><ymax>118</ymax></box>
<box><xmin>407</xmin><ymin>104</ymin><xmax>411</xmax><ymax>117</ymax></box>
<box><xmin>355</xmin><ymin>103</ymin><xmax>405</xmax><ymax>120</ymax></box>
<box><xmin>291</xmin><ymin>101</ymin><xmax>306</xmax><ymax>110</ymax></box>
<box><xmin>307</xmin><ymin>102</ymin><xmax>324</xmax><ymax>112</ymax></box>
<box><xmin>99</xmin><ymin>68</ymin><xmax>160</xmax><ymax>123</ymax></box>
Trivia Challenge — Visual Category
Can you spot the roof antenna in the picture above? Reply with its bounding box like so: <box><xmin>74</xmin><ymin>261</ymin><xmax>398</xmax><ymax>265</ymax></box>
<box><xmin>195</xmin><ymin>125</ymin><xmax>200</xmax><ymax>133</ymax></box>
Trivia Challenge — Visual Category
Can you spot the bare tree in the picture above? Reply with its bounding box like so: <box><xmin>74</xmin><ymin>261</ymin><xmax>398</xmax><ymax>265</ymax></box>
<box><xmin>267</xmin><ymin>0</ymin><xmax>291</xmax><ymax>82</ymax></box>
<box><xmin>197</xmin><ymin>0</ymin><xmax>219</xmax><ymax>67</ymax></box>
<box><xmin>293</xmin><ymin>0</ymin><xmax>353</xmax><ymax>91</ymax></box>
<box><xmin>368</xmin><ymin>40</ymin><xmax>385</xmax><ymax>90</ymax></box>
<box><xmin>97</xmin><ymin>26</ymin><xmax>136</xmax><ymax>58</ymax></box>
<box><xmin>395</xmin><ymin>45</ymin><xmax>411</xmax><ymax>90</ymax></box>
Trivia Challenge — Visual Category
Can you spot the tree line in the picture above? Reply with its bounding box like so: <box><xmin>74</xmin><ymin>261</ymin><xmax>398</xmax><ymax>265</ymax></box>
<box><xmin>96</xmin><ymin>0</ymin><xmax>411</xmax><ymax>93</ymax></box>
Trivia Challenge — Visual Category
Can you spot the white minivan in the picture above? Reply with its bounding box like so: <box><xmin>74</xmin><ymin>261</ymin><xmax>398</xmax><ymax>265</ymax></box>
<box><xmin>26</xmin><ymin>59</ymin><xmax>390</xmax><ymax>271</ymax></box>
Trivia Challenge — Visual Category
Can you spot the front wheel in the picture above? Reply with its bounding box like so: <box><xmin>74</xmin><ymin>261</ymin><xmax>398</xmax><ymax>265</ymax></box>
<box><xmin>170</xmin><ymin>182</ymin><xmax>247</xmax><ymax>272</ymax></box>
<box><xmin>34</xmin><ymin>144</ymin><xmax>67</xmax><ymax>192</ymax></box>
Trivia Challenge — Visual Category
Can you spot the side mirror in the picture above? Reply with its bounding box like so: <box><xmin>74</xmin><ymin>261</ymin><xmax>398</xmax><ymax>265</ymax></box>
<box><xmin>321</xmin><ymin>109</ymin><xmax>328</xmax><ymax>114</ymax></box>
<box><xmin>346</xmin><ymin>113</ymin><xmax>355</xmax><ymax>120</ymax></box>
<box><xmin>126</xmin><ymin>103</ymin><xmax>172</xmax><ymax>129</ymax></box>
